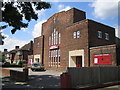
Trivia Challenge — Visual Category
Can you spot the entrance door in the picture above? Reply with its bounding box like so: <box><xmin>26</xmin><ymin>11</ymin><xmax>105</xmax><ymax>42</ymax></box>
<box><xmin>76</xmin><ymin>56</ymin><xmax>82</xmax><ymax>67</ymax></box>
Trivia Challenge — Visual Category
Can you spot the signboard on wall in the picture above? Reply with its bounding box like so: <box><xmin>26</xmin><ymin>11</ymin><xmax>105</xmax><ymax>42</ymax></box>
<box><xmin>50</xmin><ymin>45</ymin><xmax>59</xmax><ymax>50</ymax></box>
<box><xmin>94</xmin><ymin>54</ymin><xmax>112</xmax><ymax>65</ymax></box>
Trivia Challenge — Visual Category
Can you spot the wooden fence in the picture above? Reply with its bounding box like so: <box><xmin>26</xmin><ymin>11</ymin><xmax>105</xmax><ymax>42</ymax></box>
<box><xmin>67</xmin><ymin>66</ymin><xmax>120</xmax><ymax>88</ymax></box>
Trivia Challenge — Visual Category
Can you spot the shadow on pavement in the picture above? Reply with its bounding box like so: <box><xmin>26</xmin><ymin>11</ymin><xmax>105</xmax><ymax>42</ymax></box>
<box><xmin>1</xmin><ymin>74</ymin><xmax>60</xmax><ymax>89</ymax></box>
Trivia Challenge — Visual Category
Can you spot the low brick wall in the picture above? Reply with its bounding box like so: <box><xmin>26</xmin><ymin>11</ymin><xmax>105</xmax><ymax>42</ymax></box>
<box><xmin>0</xmin><ymin>68</ymin><xmax>10</xmax><ymax>77</ymax></box>
<box><xmin>0</xmin><ymin>68</ymin><xmax>28</xmax><ymax>82</ymax></box>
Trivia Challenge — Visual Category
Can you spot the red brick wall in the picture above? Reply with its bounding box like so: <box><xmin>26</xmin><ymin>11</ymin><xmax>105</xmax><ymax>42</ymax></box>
<box><xmin>33</xmin><ymin>36</ymin><xmax>44</xmax><ymax>63</ymax></box>
<box><xmin>90</xmin><ymin>45</ymin><xmax>117</xmax><ymax>66</ymax></box>
<box><xmin>42</xmin><ymin>8</ymin><xmax>88</xmax><ymax>70</ymax></box>
<box><xmin>88</xmin><ymin>20</ymin><xmax>115</xmax><ymax>47</ymax></box>
<box><xmin>42</xmin><ymin>8</ymin><xmax>116</xmax><ymax>70</ymax></box>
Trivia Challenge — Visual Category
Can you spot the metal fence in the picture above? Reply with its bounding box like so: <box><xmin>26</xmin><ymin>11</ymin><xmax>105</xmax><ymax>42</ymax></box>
<box><xmin>67</xmin><ymin>66</ymin><xmax>120</xmax><ymax>88</ymax></box>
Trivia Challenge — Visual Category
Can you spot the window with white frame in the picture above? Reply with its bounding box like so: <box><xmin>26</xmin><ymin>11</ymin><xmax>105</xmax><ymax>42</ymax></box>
<box><xmin>77</xmin><ymin>31</ymin><xmax>80</xmax><ymax>38</ymax></box>
<box><xmin>59</xmin><ymin>33</ymin><xmax>61</xmax><ymax>44</ymax></box>
<box><xmin>98</xmin><ymin>31</ymin><xmax>102</xmax><ymax>38</ymax></box>
<box><xmin>49</xmin><ymin>49</ymin><xmax>60</xmax><ymax>67</ymax></box>
<box><xmin>74</xmin><ymin>31</ymin><xmax>80</xmax><ymax>39</ymax></box>
<box><xmin>53</xmin><ymin>17</ymin><xmax>56</xmax><ymax>23</ymax></box>
<box><xmin>73</xmin><ymin>32</ymin><xmax>77</xmax><ymax>39</ymax></box>
<box><xmin>49</xmin><ymin>36</ymin><xmax>51</xmax><ymax>46</ymax></box>
<box><xmin>52</xmin><ymin>33</ymin><xmax>53</xmax><ymax>45</ymax></box>
<box><xmin>49</xmin><ymin>30</ymin><xmax>60</xmax><ymax>46</ymax></box>
<box><xmin>37</xmin><ymin>42</ymin><xmax>40</xmax><ymax>47</ymax></box>
<box><xmin>56</xmin><ymin>31</ymin><xmax>58</xmax><ymax>45</ymax></box>
<box><xmin>105</xmin><ymin>33</ymin><xmax>109</xmax><ymax>40</ymax></box>
<box><xmin>54</xmin><ymin>29</ymin><xmax>56</xmax><ymax>45</ymax></box>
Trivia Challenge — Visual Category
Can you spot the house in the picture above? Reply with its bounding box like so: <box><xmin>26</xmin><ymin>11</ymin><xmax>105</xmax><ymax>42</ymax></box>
<box><xmin>4</xmin><ymin>41</ymin><xmax>33</xmax><ymax>64</ymax></box>
<box><xmin>2</xmin><ymin>49</ymin><xmax>9</xmax><ymax>62</ymax></box>
<box><xmin>33</xmin><ymin>36</ymin><xmax>44</xmax><ymax>64</ymax></box>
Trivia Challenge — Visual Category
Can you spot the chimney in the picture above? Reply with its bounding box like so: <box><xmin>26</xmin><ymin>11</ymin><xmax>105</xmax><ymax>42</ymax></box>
<box><xmin>4</xmin><ymin>49</ymin><xmax>7</xmax><ymax>52</ymax></box>
<box><xmin>15</xmin><ymin>46</ymin><xmax>19</xmax><ymax>49</ymax></box>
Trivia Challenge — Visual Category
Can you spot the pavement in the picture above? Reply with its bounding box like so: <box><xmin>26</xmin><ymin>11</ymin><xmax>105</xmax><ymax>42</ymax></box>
<box><xmin>1</xmin><ymin>68</ymin><xmax>64</xmax><ymax>89</ymax></box>
<box><xmin>94</xmin><ymin>85</ymin><xmax>120</xmax><ymax>90</ymax></box>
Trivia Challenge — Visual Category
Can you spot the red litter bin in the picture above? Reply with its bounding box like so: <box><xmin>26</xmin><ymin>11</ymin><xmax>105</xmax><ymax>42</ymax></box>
<box><xmin>60</xmin><ymin>72</ymin><xmax>72</xmax><ymax>88</ymax></box>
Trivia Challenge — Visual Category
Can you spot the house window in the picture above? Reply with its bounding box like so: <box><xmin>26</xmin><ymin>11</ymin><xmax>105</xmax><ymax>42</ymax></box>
<box><xmin>77</xmin><ymin>31</ymin><xmax>80</xmax><ymax>38</ymax></box>
<box><xmin>73</xmin><ymin>32</ymin><xmax>77</xmax><ymax>39</ymax></box>
<box><xmin>98</xmin><ymin>31</ymin><xmax>102</xmax><ymax>38</ymax></box>
<box><xmin>105</xmin><ymin>33</ymin><xmax>109</xmax><ymax>40</ymax></box>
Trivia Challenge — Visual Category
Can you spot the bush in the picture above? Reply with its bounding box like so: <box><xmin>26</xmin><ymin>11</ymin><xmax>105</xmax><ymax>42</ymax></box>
<box><xmin>18</xmin><ymin>60</ymin><xmax>23</xmax><ymax>66</ymax></box>
<box><xmin>4</xmin><ymin>62</ymin><xmax>10</xmax><ymax>66</ymax></box>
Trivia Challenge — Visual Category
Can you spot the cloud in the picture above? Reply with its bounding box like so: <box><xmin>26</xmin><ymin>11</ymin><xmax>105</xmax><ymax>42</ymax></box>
<box><xmin>90</xmin><ymin>0</ymin><xmax>119</xmax><ymax>19</ymax></box>
<box><xmin>32</xmin><ymin>20</ymin><xmax>46</xmax><ymax>38</ymax></box>
<box><xmin>58</xmin><ymin>4</ymin><xmax>71</xmax><ymax>12</ymax></box>
<box><xmin>0</xmin><ymin>36</ymin><xmax>29</xmax><ymax>52</ymax></box>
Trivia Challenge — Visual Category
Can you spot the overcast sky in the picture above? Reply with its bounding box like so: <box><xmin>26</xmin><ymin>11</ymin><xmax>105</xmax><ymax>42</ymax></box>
<box><xmin>0</xmin><ymin>0</ymin><xmax>119</xmax><ymax>51</ymax></box>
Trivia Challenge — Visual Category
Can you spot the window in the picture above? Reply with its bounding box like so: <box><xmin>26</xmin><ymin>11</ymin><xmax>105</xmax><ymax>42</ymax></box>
<box><xmin>74</xmin><ymin>31</ymin><xmax>80</xmax><ymax>39</ymax></box>
<box><xmin>73</xmin><ymin>32</ymin><xmax>77</xmax><ymax>39</ymax></box>
<box><xmin>52</xmin><ymin>33</ymin><xmax>53</xmax><ymax>45</ymax></box>
<box><xmin>98</xmin><ymin>31</ymin><xmax>102</xmax><ymax>38</ymax></box>
<box><xmin>77</xmin><ymin>31</ymin><xmax>80</xmax><ymax>38</ymax></box>
<box><xmin>105</xmin><ymin>33</ymin><xmax>109</xmax><ymax>40</ymax></box>
<box><xmin>49</xmin><ymin>49</ymin><xmax>60</xmax><ymax>67</ymax></box>
<box><xmin>53</xmin><ymin>17</ymin><xmax>56</xmax><ymax>23</ymax></box>
<box><xmin>49</xmin><ymin>30</ymin><xmax>60</xmax><ymax>46</ymax></box>
<box><xmin>56</xmin><ymin>31</ymin><xmax>58</xmax><ymax>45</ymax></box>
<box><xmin>59</xmin><ymin>33</ymin><xmax>61</xmax><ymax>44</ymax></box>
<box><xmin>37</xmin><ymin>42</ymin><xmax>40</xmax><ymax>47</ymax></box>
<box><xmin>54</xmin><ymin>29</ymin><xmax>56</xmax><ymax>45</ymax></box>
<box><xmin>49</xmin><ymin>37</ymin><xmax>51</xmax><ymax>46</ymax></box>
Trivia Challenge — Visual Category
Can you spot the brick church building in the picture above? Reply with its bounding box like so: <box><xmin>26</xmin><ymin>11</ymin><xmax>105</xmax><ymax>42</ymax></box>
<box><xmin>33</xmin><ymin>8</ymin><xmax>117</xmax><ymax>70</ymax></box>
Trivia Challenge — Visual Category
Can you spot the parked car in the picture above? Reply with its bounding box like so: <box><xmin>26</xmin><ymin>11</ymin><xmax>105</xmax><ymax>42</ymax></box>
<box><xmin>31</xmin><ymin>62</ymin><xmax>45</xmax><ymax>71</ymax></box>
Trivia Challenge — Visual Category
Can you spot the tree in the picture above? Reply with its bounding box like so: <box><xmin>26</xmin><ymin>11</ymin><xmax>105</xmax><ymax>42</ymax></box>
<box><xmin>0</xmin><ymin>31</ymin><xmax>5</xmax><ymax>45</ymax></box>
<box><xmin>1</xmin><ymin>1</ymin><xmax>51</xmax><ymax>34</ymax></box>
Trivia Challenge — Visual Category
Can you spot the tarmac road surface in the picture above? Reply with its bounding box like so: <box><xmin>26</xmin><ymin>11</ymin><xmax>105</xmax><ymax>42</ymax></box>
<box><xmin>1</xmin><ymin>68</ymin><xmax>64</xmax><ymax>89</ymax></box>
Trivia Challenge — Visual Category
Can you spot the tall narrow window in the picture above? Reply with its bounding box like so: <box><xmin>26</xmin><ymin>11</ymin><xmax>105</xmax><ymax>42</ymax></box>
<box><xmin>77</xmin><ymin>31</ymin><xmax>80</xmax><ymax>38</ymax></box>
<box><xmin>37</xmin><ymin>42</ymin><xmax>40</xmax><ymax>47</ymax></box>
<box><xmin>54</xmin><ymin>29</ymin><xmax>56</xmax><ymax>45</ymax></box>
<box><xmin>105</xmin><ymin>33</ymin><xmax>109</xmax><ymax>40</ymax></box>
<box><xmin>73</xmin><ymin>32</ymin><xmax>77</xmax><ymax>39</ymax></box>
<box><xmin>98</xmin><ymin>31</ymin><xmax>102</xmax><ymax>38</ymax></box>
<box><xmin>59</xmin><ymin>33</ymin><xmax>61</xmax><ymax>44</ymax></box>
<box><xmin>53</xmin><ymin>17</ymin><xmax>56</xmax><ymax>23</ymax></box>
<box><xmin>56</xmin><ymin>31</ymin><xmax>58</xmax><ymax>45</ymax></box>
<box><xmin>52</xmin><ymin>33</ymin><xmax>53</xmax><ymax>45</ymax></box>
<box><xmin>49</xmin><ymin>37</ymin><xmax>51</xmax><ymax>46</ymax></box>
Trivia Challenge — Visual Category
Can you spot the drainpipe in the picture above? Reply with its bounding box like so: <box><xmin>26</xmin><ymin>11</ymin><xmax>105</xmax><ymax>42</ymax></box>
<box><xmin>42</xmin><ymin>35</ymin><xmax>44</xmax><ymax>65</ymax></box>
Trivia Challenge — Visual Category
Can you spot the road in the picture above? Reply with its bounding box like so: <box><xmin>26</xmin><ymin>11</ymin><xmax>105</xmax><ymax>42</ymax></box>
<box><xmin>1</xmin><ymin>68</ymin><xmax>63</xmax><ymax>89</ymax></box>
